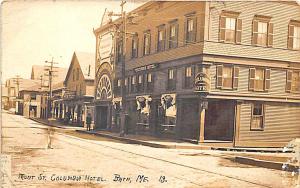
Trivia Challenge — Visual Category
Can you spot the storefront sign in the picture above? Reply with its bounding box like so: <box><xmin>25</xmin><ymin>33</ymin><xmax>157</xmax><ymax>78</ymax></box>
<box><xmin>134</xmin><ymin>64</ymin><xmax>159</xmax><ymax>72</ymax></box>
<box><xmin>194</xmin><ymin>72</ymin><xmax>210</xmax><ymax>94</ymax></box>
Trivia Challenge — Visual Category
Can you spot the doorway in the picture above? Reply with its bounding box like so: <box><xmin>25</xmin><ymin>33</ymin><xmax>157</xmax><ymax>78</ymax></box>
<box><xmin>204</xmin><ymin>100</ymin><xmax>235</xmax><ymax>141</ymax></box>
<box><xmin>96</xmin><ymin>106</ymin><xmax>108</xmax><ymax>130</ymax></box>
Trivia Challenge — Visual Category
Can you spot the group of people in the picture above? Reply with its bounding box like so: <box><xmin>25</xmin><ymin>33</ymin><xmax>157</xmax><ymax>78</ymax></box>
<box><xmin>63</xmin><ymin>111</ymin><xmax>92</xmax><ymax>131</ymax></box>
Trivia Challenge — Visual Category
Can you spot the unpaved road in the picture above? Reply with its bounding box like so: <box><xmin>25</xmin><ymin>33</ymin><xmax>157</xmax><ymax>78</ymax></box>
<box><xmin>1</xmin><ymin>112</ymin><xmax>298</xmax><ymax>188</ymax></box>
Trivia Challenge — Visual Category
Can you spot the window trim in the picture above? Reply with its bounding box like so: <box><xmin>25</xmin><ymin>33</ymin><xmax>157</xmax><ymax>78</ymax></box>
<box><xmin>248</xmin><ymin>67</ymin><xmax>271</xmax><ymax>92</ymax></box>
<box><xmin>168</xmin><ymin>22</ymin><xmax>178</xmax><ymax>49</ymax></box>
<box><xmin>143</xmin><ymin>31</ymin><xmax>151</xmax><ymax>56</ymax></box>
<box><xmin>288</xmin><ymin>20</ymin><xmax>300</xmax><ymax>50</ymax></box>
<box><xmin>131</xmin><ymin>35</ymin><xmax>139</xmax><ymax>58</ymax></box>
<box><xmin>157</xmin><ymin>25</ymin><xmax>166</xmax><ymax>52</ymax></box>
<box><xmin>185</xmin><ymin>14</ymin><xmax>197</xmax><ymax>44</ymax></box>
<box><xmin>216</xmin><ymin>65</ymin><xmax>239</xmax><ymax>90</ymax></box>
<box><xmin>286</xmin><ymin>70</ymin><xmax>300</xmax><ymax>93</ymax></box>
<box><xmin>252</xmin><ymin>15</ymin><xmax>273</xmax><ymax>47</ymax></box>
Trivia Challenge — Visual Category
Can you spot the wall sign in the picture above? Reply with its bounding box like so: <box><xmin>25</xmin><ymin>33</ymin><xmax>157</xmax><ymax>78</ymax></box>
<box><xmin>98</xmin><ymin>32</ymin><xmax>114</xmax><ymax>63</ymax></box>
<box><xmin>134</xmin><ymin>64</ymin><xmax>159</xmax><ymax>72</ymax></box>
<box><xmin>194</xmin><ymin>72</ymin><xmax>210</xmax><ymax>94</ymax></box>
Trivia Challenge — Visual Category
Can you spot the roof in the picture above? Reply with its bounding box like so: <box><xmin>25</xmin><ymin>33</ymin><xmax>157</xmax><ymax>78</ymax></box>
<box><xmin>31</xmin><ymin>65</ymin><xmax>68</xmax><ymax>84</ymax></box>
<box><xmin>20</xmin><ymin>83</ymin><xmax>41</xmax><ymax>92</ymax></box>
<box><xmin>65</xmin><ymin>51</ymin><xmax>95</xmax><ymax>83</ymax></box>
<box><xmin>75</xmin><ymin>51</ymin><xmax>95</xmax><ymax>80</ymax></box>
<box><xmin>52</xmin><ymin>81</ymin><xmax>65</xmax><ymax>91</ymax></box>
<box><xmin>6</xmin><ymin>78</ymin><xmax>40</xmax><ymax>91</ymax></box>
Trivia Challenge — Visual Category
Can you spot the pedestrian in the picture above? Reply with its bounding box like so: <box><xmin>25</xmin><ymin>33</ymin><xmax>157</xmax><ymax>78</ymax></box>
<box><xmin>86</xmin><ymin>113</ymin><xmax>92</xmax><ymax>131</ymax></box>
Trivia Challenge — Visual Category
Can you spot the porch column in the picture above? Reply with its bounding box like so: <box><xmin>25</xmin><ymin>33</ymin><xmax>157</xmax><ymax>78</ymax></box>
<box><xmin>199</xmin><ymin>100</ymin><xmax>206</xmax><ymax>143</ymax></box>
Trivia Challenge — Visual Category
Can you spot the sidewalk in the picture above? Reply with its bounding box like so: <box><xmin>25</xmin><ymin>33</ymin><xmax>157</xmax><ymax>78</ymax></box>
<box><xmin>29</xmin><ymin>117</ymin><xmax>297</xmax><ymax>171</ymax></box>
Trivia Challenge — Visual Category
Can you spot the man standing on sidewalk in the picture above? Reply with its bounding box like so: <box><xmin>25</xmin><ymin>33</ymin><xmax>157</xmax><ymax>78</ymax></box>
<box><xmin>86</xmin><ymin>113</ymin><xmax>92</xmax><ymax>131</ymax></box>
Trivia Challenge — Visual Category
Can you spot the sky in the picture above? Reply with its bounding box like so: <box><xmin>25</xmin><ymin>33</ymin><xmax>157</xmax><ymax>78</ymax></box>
<box><xmin>1</xmin><ymin>0</ymin><xmax>143</xmax><ymax>81</ymax></box>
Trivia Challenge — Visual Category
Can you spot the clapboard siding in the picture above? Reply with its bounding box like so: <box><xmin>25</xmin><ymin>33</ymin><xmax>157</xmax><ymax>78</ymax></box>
<box><xmin>239</xmin><ymin>102</ymin><xmax>300</xmax><ymax>144</ymax></box>
<box><xmin>210</xmin><ymin>65</ymin><xmax>300</xmax><ymax>99</ymax></box>
<box><xmin>206</xmin><ymin>1</ymin><xmax>300</xmax><ymax>63</ymax></box>
<box><xmin>124</xmin><ymin>1</ymin><xmax>206</xmax><ymax>70</ymax></box>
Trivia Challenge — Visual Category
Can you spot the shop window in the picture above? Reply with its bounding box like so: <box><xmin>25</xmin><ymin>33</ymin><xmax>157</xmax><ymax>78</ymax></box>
<box><xmin>146</xmin><ymin>73</ymin><xmax>154</xmax><ymax>92</ymax></box>
<box><xmin>169</xmin><ymin>21</ymin><xmax>178</xmax><ymax>49</ymax></box>
<box><xmin>249</xmin><ymin>67</ymin><xmax>270</xmax><ymax>91</ymax></box>
<box><xmin>131</xmin><ymin>35</ymin><xmax>138</xmax><ymax>58</ymax></box>
<box><xmin>143</xmin><ymin>31</ymin><xmax>151</xmax><ymax>55</ymax></box>
<box><xmin>167</xmin><ymin>69</ymin><xmax>176</xmax><ymax>91</ymax></box>
<box><xmin>216</xmin><ymin>65</ymin><xmax>239</xmax><ymax>89</ymax></box>
<box><xmin>183</xmin><ymin>66</ymin><xmax>194</xmax><ymax>89</ymax></box>
<box><xmin>252</xmin><ymin>16</ymin><xmax>273</xmax><ymax>47</ymax></box>
<box><xmin>185</xmin><ymin>13</ymin><xmax>197</xmax><ymax>43</ymax></box>
<box><xmin>250</xmin><ymin>103</ymin><xmax>264</xmax><ymax>130</ymax></box>
<box><xmin>157</xmin><ymin>25</ymin><xmax>166</xmax><ymax>52</ymax></box>
<box><xmin>219</xmin><ymin>11</ymin><xmax>242</xmax><ymax>44</ymax></box>
<box><xmin>286</xmin><ymin>70</ymin><xmax>300</xmax><ymax>93</ymax></box>
<box><xmin>288</xmin><ymin>20</ymin><xmax>300</xmax><ymax>50</ymax></box>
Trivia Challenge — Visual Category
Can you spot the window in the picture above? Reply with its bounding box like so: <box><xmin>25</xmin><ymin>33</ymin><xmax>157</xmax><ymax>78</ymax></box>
<box><xmin>137</xmin><ymin>74</ymin><xmax>144</xmax><ymax>92</ymax></box>
<box><xmin>125</xmin><ymin>77</ymin><xmax>129</xmax><ymax>93</ymax></box>
<box><xmin>219</xmin><ymin>12</ymin><xmax>242</xmax><ymax>43</ymax></box>
<box><xmin>157</xmin><ymin>26</ymin><xmax>166</xmax><ymax>52</ymax></box>
<box><xmin>131</xmin><ymin>76</ymin><xmax>137</xmax><ymax>93</ymax></box>
<box><xmin>251</xmin><ymin>103</ymin><xmax>264</xmax><ymax>130</ymax></box>
<box><xmin>183</xmin><ymin>66</ymin><xmax>194</xmax><ymax>89</ymax></box>
<box><xmin>286</xmin><ymin>70</ymin><xmax>300</xmax><ymax>92</ymax></box>
<box><xmin>30</xmin><ymin>94</ymin><xmax>36</xmax><ymax>100</ymax></box>
<box><xmin>249</xmin><ymin>67</ymin><xmax>271</xmax><ymax>91</ymax></box>
<box><xmin>131</xmin><ymin>35</ymin><xmax>138</xmax><ymax>58</ymax></box>
<box><xmin>185</xmin><ymin>16</ymin><xmax>196</xmax><ymax>43</ymax></box>
<box><xmin>143</xmin><ymin>32</ymin><xmax>151</xmax><ymax>55</ymax></box>
<box><xmin>73</xmin><ymin>70</ymin><xmax>75</xmax><ymax>81</ymax></box>
<box><xmin>77</xmin><ymin>68</ymin><xmax>80</xmax><ymax>80</ymax></box>
<box><xmin>117</xmin><ymin>40</ymin><xmax>123</xmax><ymax>63</ymax></box>
<box><xmin>216</xmin><ymin>65</ymin><xmax>239</xmax><ymax>89</ymax></box>
<box><xmin>146</xmin><ymin>73</ymin><xmax>154</xmax><ymax>92</ymax></box>
<box><xmin>252</xmin><ymin>16</ymin><xmax>273</xmax><ymax>47</ymax></box>
<box><xmin>167</xmin><ymin>69</ymin><xmax>176</xmax><ymax>90</ymax></box>
<box><xmin>288</xmin><ymin>21</ymin><xmax>300</xmax><ymax>50</ymax></box>
<box><xmin>169</xmin><ymin>23</ymin><xmax>178</xmax><ymax>48</ymax></box>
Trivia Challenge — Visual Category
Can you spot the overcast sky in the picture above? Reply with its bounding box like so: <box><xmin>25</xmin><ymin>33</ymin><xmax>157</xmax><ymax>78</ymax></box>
<box><xmin>1</xmin><ymin>0</ymin><xmax>142</xmax><ymax>81</ymax></box>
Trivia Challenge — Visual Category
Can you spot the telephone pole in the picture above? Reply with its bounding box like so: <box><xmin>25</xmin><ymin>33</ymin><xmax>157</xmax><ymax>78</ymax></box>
<box><xmin>45</xmin><ymin>57</ymin><xmax>59</xmax><ymax>119</ymax></box>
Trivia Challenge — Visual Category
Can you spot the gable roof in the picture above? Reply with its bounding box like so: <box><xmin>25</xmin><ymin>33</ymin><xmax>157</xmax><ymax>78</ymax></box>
<box><xmin>64</xmin><ymin>51</ymin><xmax>95</xmax><ymax>83</ymax></box>
<box><xmin>31</xmin><ymin>65</ymin><xmax>68</xmax><ymax>84</ymax></box>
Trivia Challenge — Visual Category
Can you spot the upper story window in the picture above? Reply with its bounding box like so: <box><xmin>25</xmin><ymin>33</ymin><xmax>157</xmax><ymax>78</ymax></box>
<box><xmin>137</xmin><ymin>74</ymin><xmax>144</xmax><ymax>92</ymax></box>
<box><xmin>288</xmin><ymin>20</ymin><xmax>300</xmax><ymax>50</ymax></box>
<box><xmin>76</xmin><ymin>68</ymin><xmax>80</xmax><ymax>80</ymax></box>
<box><xmin>183</xmin><ymin>66</ymin><xmax>194</xmax><ymax>89</ymax></box>
<box><xmin>30</xmin><ymin>93</ymin><xmax>36</xmax><ymax>100</ymax></box>
<box><xmin>249</xmin><ymin>67</ymin><xmax>271</xmax><ymax>92</ymax></box>
<box><xmin>146</xmin><ymin>73</ymin><xmax>154</xmax><ymax>92</ymax></box>
<box><xmin>169</xmin><ymin>20</ymin><xmax>178</xmax><ymax>49</ymax></box>
<box><xmin>185</xmin><ymin>13</ymin><xmax>197</xmax><ymax>43</ymax></box>
<box><xmin>131</xmin><ymin>75</ymin><xmax>137</xmax><ymax>93</ymax></box>
<box><xmin>252</xmin><ymin>15</ymin><xmax>273</xmax><ymax>47</ymax></box>
<box><xmin>157</xmin><ymin>25</ymin><xmax>166</xmax><ymax>52</ymax></box>
<box><xmin>73</xmin><ymin>70</ymin><xmax>75</xmax><ymax>81</ymax></box>
<box><xmin>216</xmin><ymin>65</ymin><xmax>239</xmax><ymax>89</ymax></box>
<box><xmin>286</xmin><ymin>70</ymin><xmax>300</xmax><ymax>93</ymax></box>
<box><xmin>131</xmin><ymin>35</ymin><xmax>138</xmax><ymax>58</ymax></box>
<box><xmin>167</xmin><ymin>69</ymin><xmax>176</xmax><ymax>91</ymax></box>
<box><xmin>143</xmin><ymin>31</ymin><xmax>151</xmax><ymax>56</ymax></box>
<box><xmin>219</xmin><ymin>11</ymin><xmax>242</xmax><ymax>44</ymax></box>
<box><xmin>116</xmin><ymin>40</ymin><xmax>123</xmax><ymax>63</ymax></box>
<box><xmin>251</xmin><ymin>103</ymin><xmax>264</xmax><ymax>131</ymax></box>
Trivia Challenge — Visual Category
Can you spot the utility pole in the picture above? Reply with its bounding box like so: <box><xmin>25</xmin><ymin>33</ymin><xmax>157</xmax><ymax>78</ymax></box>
<box><xmin>12</xmin><ymin>75</ymin><xmax>21</xmax><ymax>98</ymax></box>
<box><xmin>108</xmin><ymin>1</ymin><xmax>138</xmax><ymax>136</ymax></box>
<box><xmin>45</xmin><ymin>57</ymin><xmax>58</xmax><ymax>119</ymax></box>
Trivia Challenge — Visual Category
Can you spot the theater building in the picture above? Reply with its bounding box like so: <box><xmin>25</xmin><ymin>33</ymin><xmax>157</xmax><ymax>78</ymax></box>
<box><xmin>94</xmin><ymin>1</ymin><xmax>300</xmax><ymax>147</ymax></box>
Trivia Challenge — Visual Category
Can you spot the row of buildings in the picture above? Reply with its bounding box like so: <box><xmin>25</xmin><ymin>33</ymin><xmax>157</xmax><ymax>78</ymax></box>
<box><xmin>2</xmin><ymin>1</ymin><xmax>299</xmax><ymax>148</ymax></box>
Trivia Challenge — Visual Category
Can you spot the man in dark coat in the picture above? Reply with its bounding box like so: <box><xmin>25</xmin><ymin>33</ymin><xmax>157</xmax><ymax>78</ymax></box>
<box><xmin>86</xmin><ymin>113</ymin><xmax>92</xmax><ymax>131</ymax></box>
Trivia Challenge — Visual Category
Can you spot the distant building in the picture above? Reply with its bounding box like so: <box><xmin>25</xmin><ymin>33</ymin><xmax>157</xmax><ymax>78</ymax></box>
<box><xmin>1</xmin><ymin>86</ymin><xmax>9</xmax><ymax>109</ymax></box>
<box><xmin>56</xmin><ymin>51</ymin><xmax>95</xmax><ymax>127</ymax></box>
<box><xmin>94</xmin><ymin>1</ymin><xmax>300</xmax><ymax>147</ymax></box>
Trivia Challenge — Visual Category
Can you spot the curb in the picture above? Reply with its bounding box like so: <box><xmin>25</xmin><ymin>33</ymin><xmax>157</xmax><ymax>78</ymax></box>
<box><xmin>76</xmin><ymin>130</ymin><xmax>175</xmax><ymax>149</ymax></box>
<box><xmin>29</xmin><ymin>118</ymin><xmax>67</xmax><ymax>129</ymax></box>
<box><xmin>235</xmin><ymin>156</ymin><xmax>299</xmax><ymax>172</ymax></box>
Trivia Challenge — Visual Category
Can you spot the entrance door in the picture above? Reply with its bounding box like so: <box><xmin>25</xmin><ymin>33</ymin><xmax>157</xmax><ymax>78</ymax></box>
<box><xmin>204</xmin><ymin>100</ymin><xmax>235</xmax><ymax>141</ymax></box>
<box><xmin>96</xmin><ymin>106</ymin><xmax>108</xmax><ymax>130</ymax></box>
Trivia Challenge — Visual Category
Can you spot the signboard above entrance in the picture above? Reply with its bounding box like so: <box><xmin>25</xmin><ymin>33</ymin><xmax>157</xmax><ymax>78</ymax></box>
<box><xmin>194</xmin><ymin>72</ymin><xmax>210</xmax><ymax>94</ymax></box>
